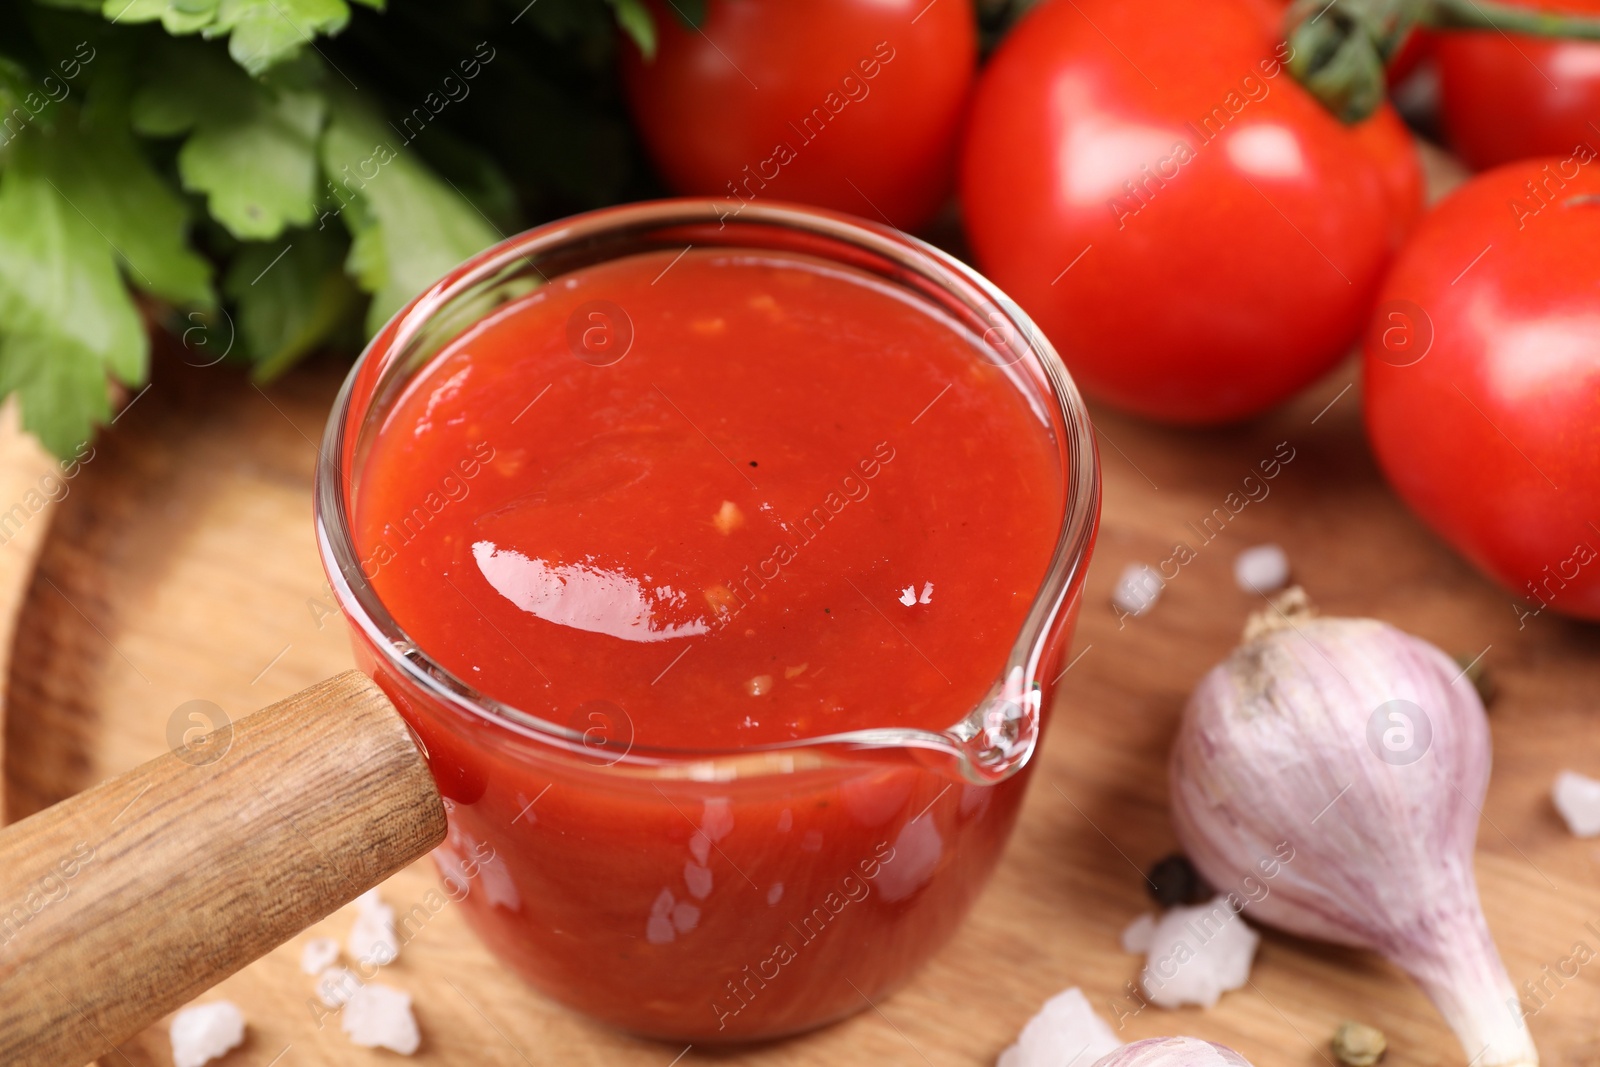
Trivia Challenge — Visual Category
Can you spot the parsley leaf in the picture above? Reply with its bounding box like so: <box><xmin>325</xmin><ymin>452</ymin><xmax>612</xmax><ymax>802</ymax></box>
<box><xmin>101</xmin><ymin>0</ymin><xmax>354</xmax><ymax>74</ymax></box>
<box><xmin>320</xmin><ymin>94</ymin><xmax>497</xmax><ymax>332</ymax></box>
<box><xmin>0</xmin><ymin>129</ymin><xmax>142</xmax><ymax>454</ymax></box>
<box><xmin>0</xmin><ymin>0</ymin><xmax>646</xmax><ymax>455</ymax></box>
<box><xmin>107</xmin><ymin>0</ymin><xmax>222</xmax><ymax>35</ymax></box>
<box><xmin>607</xmin><ymin>0</ymin><xmax>655</xmax><ymax>59</ymax></box>
<box><xmin>0</xmin><ymin>49</ymin><xmax>213</xmax><ymax>454</ymax></box>
<box><xmin>59</xmin><ymin>81</ymin><xmax>216</xmax><ymax>306</ymax></box>
<box><xmin>132</xmin><ymin>42</ymin><xmax>325</xmax><ymax>240</ymax></box>
<box><xmin>0</xmin><ymin>56</ymin><xmax>42</xmax><ymax>126</ymax></box>
<box><xmin>212</xmin><ymin>0</ymin><xmax>350</xmax><ymax>75</ymax></box>
<box><xmin>225</xmin><ymin>225</ymin><xmax>359</xmax><ymax>378</ymax></box>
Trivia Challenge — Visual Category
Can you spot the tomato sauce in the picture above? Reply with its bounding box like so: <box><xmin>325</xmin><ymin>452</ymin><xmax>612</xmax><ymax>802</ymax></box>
<box><xmin>348</xmin><ymin>246</ymin><xmax>1069</xmax><ymax>1039</ymax></box>
<box><xmin>356</xmin><ymin>249</ymin><xmax>1062</xmax><ymax>746</ymax></box>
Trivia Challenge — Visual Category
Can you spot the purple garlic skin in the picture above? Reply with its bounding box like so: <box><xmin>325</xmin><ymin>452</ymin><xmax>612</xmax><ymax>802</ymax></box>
<box><xmin>1170</xmin><ymin>615</ymin><xmax>1535</xmax><ymax>1067</ymax></box>
<box><xmin>1092</xmin><ymin>1036</ymin><xmax>1254</xmax><ymax>1067</ymax></box>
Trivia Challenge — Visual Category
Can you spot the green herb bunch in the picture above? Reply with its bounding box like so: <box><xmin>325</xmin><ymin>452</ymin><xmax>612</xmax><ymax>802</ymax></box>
<box><xmin>0</xmin><ymin>0</ymin><xmax>656</xmax><ymax>455</ymax></box>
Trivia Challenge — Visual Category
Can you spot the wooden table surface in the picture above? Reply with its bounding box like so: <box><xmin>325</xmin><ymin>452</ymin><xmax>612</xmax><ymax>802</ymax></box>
<box><xmin>6</xmin><ymin>150</ymin><xmax>1600</xmax><ymax>1067</ymax></box>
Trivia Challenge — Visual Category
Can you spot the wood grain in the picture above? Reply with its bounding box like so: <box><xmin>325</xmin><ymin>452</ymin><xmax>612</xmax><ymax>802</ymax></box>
<box><xmin>0</xmin><ymin>671</ymin><xmax>445</xmax><ymax>1067</ymax></box>
<box><xmin>8</xmin><ymin>144</ymin><xmax>1599</xmax><ymax>1067</ymax></box>
<box><xmin>0</xmin><ymin>398</ymin><xmax>75</xmax><ymax>821</ymax></box>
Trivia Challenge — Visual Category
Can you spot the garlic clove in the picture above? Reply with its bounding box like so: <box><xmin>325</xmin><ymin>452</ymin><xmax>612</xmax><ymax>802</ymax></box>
<box><xmin>1169</xmin><ymin>598</ymin><xmax>1535</xmax><ymax>1067</ymax></box>
<box><xmin>1090</xmin><ymin>1036</ymin><xmax>1255</xmax><ymax>1067</ymax></box>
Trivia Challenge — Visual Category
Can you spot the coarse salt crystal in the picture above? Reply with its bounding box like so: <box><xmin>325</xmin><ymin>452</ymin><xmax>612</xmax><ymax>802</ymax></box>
<box><xmin>316</xmin><ymin>966</ymin><xmax>361</xmax><ymax>1009</ymax></box>
<box><xmin>1139</xmin><ymin>895</ymin><xmax>1260</xmax><ymax>1009</ymax></box>
<box><xmin>1553</xmin><ymin>770</ymin><xmax>1600</xmax><ymax>837</ymax></box>
<box><xmin>170</xmin><ymin>1001</ymin><xmax>245</xmax><ymax>1067</ymax></box>
<box><xmin>919</xmin><ymin>582</ymin><xmax>933</xmax><ymax>604</ymax></box>
<box><xmin>1120</xmin><ymin>912</ymin><xmax>1157</xmax><ymax>954</ymax></box>
<box><xmin>1112</xmin><ymin>563</ymin><xmax>1163</xmax><ymax>617</ymax></box>
<box><xmin>342</xmin><ymin>983</ymin><xmax>421</xmax><ymax>1055</ymax></box>
<box><xmin>1234</xmin><ymin>544</ymin><xmax>1290</xmax><ymax>593</ymax></box>
<box><xmin>348</xmin><ymin>892</ymin><xmax>399</xmax><ymax>966</ymax></box>
<box><xmin>899</xmin><ymin>586</ymin><xmax>917</xmax><ymax>606</ymax></box>
<box><xmin>996</xmin><ymin>987</ymin><xmax>1121</xmax><ymax>1067</ymax></box>
<box><xmin>300</xmin><ymin>936</ymin><xmax>340</xmax><ymax>975</ymax></box>
<box><xmin>348</xmin><ymin>908</ymin><xmax>398</xmax><ymax>972</ymax></box>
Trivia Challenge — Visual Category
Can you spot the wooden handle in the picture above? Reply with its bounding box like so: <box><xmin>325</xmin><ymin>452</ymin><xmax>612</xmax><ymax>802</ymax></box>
<box><xmin>0</xmin><ymin>670</ymin><xmax>446</xmax><ymax>1066</ymax></box>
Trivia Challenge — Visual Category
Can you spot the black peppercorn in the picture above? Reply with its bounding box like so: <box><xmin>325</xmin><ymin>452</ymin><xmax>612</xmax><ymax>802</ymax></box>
<box><xmin>1145</xmin><ymin>852</ymin><xmax>1213</xmax><ymax>908</ymax></box>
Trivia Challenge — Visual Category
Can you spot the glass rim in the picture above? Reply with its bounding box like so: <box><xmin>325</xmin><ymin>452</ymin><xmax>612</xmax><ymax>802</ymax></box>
<box><xmin>314</xmin><ymin>198</ymin><xmax>1100</xmax><ymax>783</ymax></box>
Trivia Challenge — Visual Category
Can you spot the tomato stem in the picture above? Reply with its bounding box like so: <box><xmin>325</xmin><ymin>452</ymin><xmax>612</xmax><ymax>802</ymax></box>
<box><xmin>1286</xmin><ymin>0</ymin><xmax>1600</xmax><ymax>124</ymax></box>
<box><xmin>1285</xmin><ymin>0</ymin><xmax>1408</xmax><ymax>123</ymax></box>
<box><xmin>1423</xmin><ymin>0</ymin><xmax>1600</xmax><ymax>39</ymax></box>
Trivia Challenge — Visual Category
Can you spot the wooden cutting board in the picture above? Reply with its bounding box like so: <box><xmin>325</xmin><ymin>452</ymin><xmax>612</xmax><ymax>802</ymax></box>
<box><xmin>0</xmin><ymin>399</ymin><xmax>70</xmax><ymax>809</ymax></box>
<box><xmin>8</xmin><ymin>149</ymin><xmax>1600</xmax><ymax>1067</ymax></box>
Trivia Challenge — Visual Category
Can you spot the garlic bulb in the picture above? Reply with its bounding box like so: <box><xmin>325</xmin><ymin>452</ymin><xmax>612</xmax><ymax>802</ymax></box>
<box><xmin>1170</xmin><ymin>592</ymin><xmax>1534</xmax><ymax>1067</ymax></box>
<box><xmin>1092</xmin><ymin>1036</ymin><xmax>1254</xmax><ymax>1067</ymax></box>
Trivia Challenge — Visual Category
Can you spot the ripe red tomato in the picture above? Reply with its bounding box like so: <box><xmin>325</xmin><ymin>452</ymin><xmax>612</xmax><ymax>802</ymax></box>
<box><xmin>959</xmin><ymin>0</ymin><xmax>1422</xmax><ymax>424</ymax></box>
<box><xmin>1363</xmin><ymin>156</ymin><xmax>1600</xmax><ymax>623</ymax></box>
<box><xmin>1438</xmin><ymin>0</ymin><xmax>1600</xmax><ymax>169</ymax></box>
<box><xmin>1387</xmin><ymin>27</ymin><xmax>1436</xmax><ymax>86</ymax></box>
<box><xmin>619</xmin><ymin>0</ymin><xmax>976</xmax><ymax>232</ymax></box>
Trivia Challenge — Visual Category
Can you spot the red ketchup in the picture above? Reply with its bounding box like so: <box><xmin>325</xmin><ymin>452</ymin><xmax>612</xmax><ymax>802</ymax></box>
<box><xmin>350</xmin><ymin>246</ymin><xmax>1068</xmax><ymax>1040</ymax></box>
